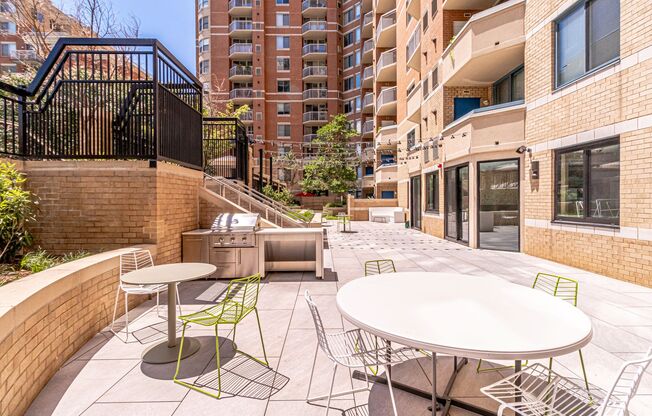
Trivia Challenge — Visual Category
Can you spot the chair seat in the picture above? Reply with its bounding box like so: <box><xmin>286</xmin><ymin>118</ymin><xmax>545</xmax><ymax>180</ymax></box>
<box><xmin>327</xmin><ymin>328</ymin><xmax>418</xmax><ymax>368</ymax></box>
<box><xmin>121</xmin><ymin>283</ymin><xmax>167</xmax><ymax>295</ymax></box>
<box><xmin>179</xmin><ymin>300</ymin><xmax>251</xmax><ymax>326</ymax></box>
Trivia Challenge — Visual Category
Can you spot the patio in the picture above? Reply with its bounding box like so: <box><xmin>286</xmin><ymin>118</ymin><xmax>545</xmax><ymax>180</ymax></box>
<box><xmin>26</xmin><ymin>221</ymin><xmax>652</xmax><ymax>416</ymax></box>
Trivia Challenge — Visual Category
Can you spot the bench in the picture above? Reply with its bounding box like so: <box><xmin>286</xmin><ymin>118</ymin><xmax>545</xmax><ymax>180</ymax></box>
<box><xmin>369</xmin><ymin>207</ymin><xmax>404</xmax><ymax>223</ymax></box>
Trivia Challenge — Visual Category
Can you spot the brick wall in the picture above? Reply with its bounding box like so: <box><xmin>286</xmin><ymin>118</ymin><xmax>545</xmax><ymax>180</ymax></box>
<box><xmin>347</xmin><ymin>195</ymin><xmax>399</xmax><ymax>221</ymax></box>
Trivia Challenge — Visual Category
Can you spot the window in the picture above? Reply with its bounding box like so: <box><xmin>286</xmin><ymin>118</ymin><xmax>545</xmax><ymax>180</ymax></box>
<box><xmin>277</xmin><ymin>80</ymin><xmax>290</xmax><ymax>92</ymax></box>
<box><xmin>343</xmin><ymin>28</ymin><xmax>360</xmax><ymax>47</ymax></box>
<box><xmin>555</xmin><ymin>138</ymin><xmax>619</xmax><ymax>225</ymax></box>
<box><xmin>276</xmin><ymin>36</ymin><xmax>290</xmax><ymax>50</ymax></box>
<box><xmin>555</xmin><ymin>0</ymin><xmax>619</xmax><ymax>87</ymax></box>
<box><xmin>0</xmin><ymin>21</ymin><xmax>15</xmax><ymax>35</ymax></box>
<box><xmin>381</xmin><ymin>190</ymin><xmax>396</xmax><ymax>199</ymax></box>
<box><xmin>198</xmin><ymin>16</ymin><xmax>209</xmax><ymax>31</ymax></box>
<box><xmin>198</xmin><ymin>0</ymin><xmax>209</xmax><ymax>9</ymax></box>
<box><xmin>364</xmin><ymin>165</ymin><xmax>374</xmax><ymax>176</ymax></box>
<box><xmin>343</xmin><ymin>52</ymin><xmax>360</xmax><ymax>69</ymax></box>
<box><xmin>276</xmin><ymin>57</ymin><xmax>290</xmax><ymax>71</ymax></box>
<box><xmin>199</xmin><ymin>60</ymin><xmax>209</xmax><ymax>74</ymax></box>
<box><xmin>425</xmin><ymin>171</ymin><xmax>439</xmax><ymax>213</ymax></box>
<box><xmin>407</xmin><ymin>129</ymin><xmax>416</xmax><ymax>148</ymax></box>
<box><xmin>343</xmin><ymin>74</ymin><xmax>360</xmax><ymax>91</ymax></box>
<box><xmin>431</xmin><ymin>67</ymin><xmax>438</xmax><ymax>91</ymax></box>
<box><xmin>277</xmin><ymin>103</ymin><xmax>290</xmax><ymax>115</ymax></box>
<box><xmin>276</xmin><ymin>0</ymin><xmax>289</xmax><ymax>4</ymax></box>
<box><xmin>343</xmin><ymin>4</ymin><xmax>360</xmax><ymax>25</ymax></box>
<box><xmin>493</xmin><ymin>66</ymin><xmax>524</xmax><ymax>104</ymax></box>
<box><xmin>198</xmin><ymin>38</ymin><xmax>209</xmax><ymax>53</ymax></box>
<box><xmin>276</xmin><ymin>13</ymin><xmax>290</xmax><ymax>26</ymax></box>
<box><xmin>277</xmin><ymin>124</ymin><xmax>291</xmax><ymax>137</ymax></box>
<box><xmin>343</xmin><ymin>98</ymin><xmax>361</xmax><ymax>114</ymax></box>
<box><xmin>431</xmin><ymin>0</ymin><xmax>437</xmax><ymax>17</ymax></box>
<box><xmin>422</xmin><ymin>11</ymin><xmax>429</xmax><ymax>32</ymax></box>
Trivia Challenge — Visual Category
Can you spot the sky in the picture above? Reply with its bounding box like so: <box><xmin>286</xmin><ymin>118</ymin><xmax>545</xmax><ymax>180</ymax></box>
<box><xmin>58</xmin><ymin>0</ymin><xmax>197</xmax><ymax>73</ymax></box>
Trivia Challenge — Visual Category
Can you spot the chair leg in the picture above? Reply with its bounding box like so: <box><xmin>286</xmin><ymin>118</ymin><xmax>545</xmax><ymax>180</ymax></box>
<box><xmin>325</xmin><ymin>362</ymin><xmax>338</xmax><ymax>416</ymax></box>
<box><xmin>382</xmin><ymin>365</ymin><xmax>399</xmax><ymax>416</ymax></box>
<box><xmin>110</xmin><ymin>285</ymin><xmax>120</xmax><ymax>335</ymax></box>
<box><xmin>173</xmin><ymin>322</ymin><xmax>223</xmax><ymax>399</ymax></box>
<box><xmin>306</xmin><ymin>343</ymin><xmax>319</xmax><ymax>402</ymax></box>
<box><xmin>175</xmin><ymin>285</ymin><xmax>182</xmax><ymax>317</ymax></box>
<box><xmin>156</xmin><ymin>291</ymin><xmax>160</xmax><ymax>318</ymax></box>
<box><xmin>124</xmin><ymin>293</ymin><xmax>130</xmax><ymax>341</ymax></box>
<box><xmin>254</xmin><ymin>308</ymin><xmax>269</xmax><ymax>366</ymax></box>
<box><xmin>578</xmin><ymin>349</ymin><xmax>590</xmax><ymax>392</ymax></box>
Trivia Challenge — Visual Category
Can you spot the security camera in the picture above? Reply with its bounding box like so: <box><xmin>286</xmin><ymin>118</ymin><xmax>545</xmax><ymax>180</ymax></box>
<box><xmin>516</xmin><ymin>146</ymin><xmax>530</xmax><ymax>154</ymax></box>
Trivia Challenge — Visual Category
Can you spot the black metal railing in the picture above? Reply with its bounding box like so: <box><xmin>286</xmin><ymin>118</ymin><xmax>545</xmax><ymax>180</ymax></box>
<box><xmin>0</xmin><ymin>38</ymin><xmax>204</xmax><ymax>170</ymax></box>
<box><xmin>203</xmin><ymin>118</ymin><xmax>249</xmax><ymax>181</ymax></box>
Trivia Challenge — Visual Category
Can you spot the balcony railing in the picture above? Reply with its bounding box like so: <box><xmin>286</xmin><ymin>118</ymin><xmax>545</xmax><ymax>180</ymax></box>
<box><xmin>363</xmin><ymin>65</ymin><xmax>373</xmax><ymax>80</ymax></box>
<box><xmin>302</xmin><ymin>0</ymin><xmax>327</xmax><ymax>11</ymax></box>
<box><xmin>303</xmin><ymin>111</ymin><xmax>328</xmax><ymax>122</ymax></box>
<box><xmin>10</xmin><ymin>50</ymin><xmax>40</xmax><ymax>61</ymax></box>
<box><xmin>363</xmin><ymin>39</ymin><xmax>374</xmax><ymax>54</ymax></box>
<box><xmin>302</xmin><ymin>44</ymin><xmax>327</xmax><ymax>55</ymax></box>
<box><xmin>303</xmin><ymin>133</ymin><xmax>318</xmax><ymax>143</ymax></box>
<box><xmin>240</xmin><ymin>110</ymin><xmax>253</xmax><ymax>121</ymax></box>
<box><xmin>302</xmin><ymin>66</ymin><xmax>328</xmax><ymax>78</ymax></box>
<box><xmin>302</xmin><ymin>21</ymin><xmax>327</xmax><ymax>33</ymax></box>
<box><xmin>377</xmin><ymin>48</ymin><xmax>396</xmax><ymax>70</ymax></box>
<box><xmin>363</xmin><ymin>11</ymin><xmax>373</xmax><ymax>27</ymax></box>
<box><xmin>377</xmin><ymin>87</ymin><xmax>397</xmax><ymax>107</ymax></box>
<box><xmin>302</xmin><ymin>88</ymin><xmax>328</xmax><ymax>100</ymax></box>
<box><xmin>229</xmin><ymin>43</ymin><xmax>253</xmax><ymax>55</ymax></box>
<box><xmin>363</xmin><ymin>92</ymin><xmax>374</xmax><ymax>108</ymax></box>
<box><xmin>230</xmin><ymin>88</ymin><xmax>253</xmax><ymax>100</ymax></box>
<box><xmin>229</xmin><ymin>21</ymin><xmax>253</xmax><ymax>32</ymax></box>
<box><xmin>228</xmin><ymin>0</ymin><xmax>252</xmax><ymax>9</ymax></box>
<box><xmin>362</xmin><ymin>119</ymin><xmax>374</xmax><ymax>135</ymax></box>
<box><xmin>229</xmin><ymin>65</ymin><xmax>252</xmax><ymax>78</ymax></box>
<box><xmin>407</xmin><ymin>27</ymin><xmax>420</xmax><ymax>61</ymax></box>
<box><xmin>376</xmin><ymin>10</ymin><xmax>396</xmax><ymax>40</ymax></box>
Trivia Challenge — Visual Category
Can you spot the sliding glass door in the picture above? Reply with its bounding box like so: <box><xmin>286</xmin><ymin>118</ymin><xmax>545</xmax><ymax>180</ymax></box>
<box><xmin>445</xmin><ymin>165</ymin><xmax>469</xmax><ymax>244</ymax></box>
<box><xmin>478</xmin><ymin>159</ymin><xmax>519</xmax><ymax>251</ymax></box>
<box><xmin>410</xmin><ymin>175</ymin><xmax>422</xmax><ymax>229</ymax></box>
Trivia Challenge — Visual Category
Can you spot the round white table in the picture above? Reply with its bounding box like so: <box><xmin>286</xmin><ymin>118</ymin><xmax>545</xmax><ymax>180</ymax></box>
<box><xmin>121</xmin><ymin>263</ymin><xmax>217</xmax><ymax>364</ymax></box>
<box><xmin>336</xmin><ymin>272</ymin><xmax>593</xmax><ymax>416</ymax></box>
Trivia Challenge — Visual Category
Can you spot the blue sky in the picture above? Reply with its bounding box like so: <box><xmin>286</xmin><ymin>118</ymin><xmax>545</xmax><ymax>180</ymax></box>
<box><xmin>59</xmin><ymin>0</ymin><xmax>197</xmax><ymax>72</ymax></box>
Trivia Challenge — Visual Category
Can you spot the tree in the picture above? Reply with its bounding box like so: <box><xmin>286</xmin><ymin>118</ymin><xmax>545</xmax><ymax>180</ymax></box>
<box><xmin>276</xmin><ymin>150</ymin><xmax>302</xmax><ymax>190</ymax></box>
<box><xmin>0</xmin><ymin>163</ymin><xmax>36</xmax><ymax>263</ymax></box>
<box><xmin>301</xmin><ymin>114</ymin><xmax>358</xmax><ymax>198</ymax></box>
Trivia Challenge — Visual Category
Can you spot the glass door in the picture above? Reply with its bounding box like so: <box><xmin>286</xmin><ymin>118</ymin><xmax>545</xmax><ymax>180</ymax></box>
<box><xmin>445</xmin><ymin>164</ymin><xmax>469</xmax><ymax>243</ymax></box>
<box><xmin>478</xmin><ymin>159</ymin><xmax>519</xmax><ymax>251</ymax></box>
<box><xmin>410</xmin><ymin>175</ymin><xmax>422</xmax><ymax>229</ymax></box>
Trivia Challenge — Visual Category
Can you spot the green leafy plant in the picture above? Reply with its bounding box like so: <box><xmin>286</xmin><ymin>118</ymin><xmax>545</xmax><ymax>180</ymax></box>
<box><xmin>62</xmin><ymin>250</ymin><xmax>91</xmax><ymax>263</ymax></box>
<box><xmin>0</xmin><ymin>163</ymin><xmax>37</xmax><ymax>263</ymax></box>
<box><xmin>20</xmin><ymin>250</ymin><xmax>57</xmax><ymax>273</ymax></box>
<box><xmin>262</xmin><ymin>185</ymin><xmax>296</xmax><ymax>206</ymax></box>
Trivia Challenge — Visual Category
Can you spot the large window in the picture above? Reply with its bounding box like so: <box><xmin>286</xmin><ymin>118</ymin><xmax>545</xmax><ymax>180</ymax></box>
<box><xmin>343</xmin><ymin>74</ymin><xmax>360</xmax><ymax>91</ymax></box>
<box><xmin>277</xmin><ymin>80</ymin><xmax>290</xmax><ymax>92</ymax></box>
<box><xmin>425</xmin><ymin>171</ymin><xmax>439</xmax><ymax>213</ymax></box>
<box><xmin>555</xmin><ymin>138</ymin><xmax>620</xmax><ymax>225</ymax></box>
<box><xmin>277</xmin><ymin>103</ymin><xmax>290</xmax><ymax>115</ymax></box>
<box><xmin>493</xmin><ymin>66</ymin><xmax>524</xmax><ymax>105</ymax></box>
<box><xmin>198</xmin><ymin>16</ymin><xmax>209</xmax><ymax>31</ymax></box>
<box><xmin>276</xmin><ymin>13</ymin><xmax>290</xmax><ymax>26</ymax></box>
<box><xmin>276</xmin><ymin>57</ymin><xmax>290</xmax><ymax>71</ymax></box>
<box><xmin>277</xmin><ymin>124</ymin><xmax>291</xmax><ymax>137</ymax></box>
<box><xmin>555</xmin><ymin>0</ymin><xmax>620</xmax><ymax>87</ymax></box>
<box><xmin>276</xmin><ymin>36</ymin><xmax>290</xmax><ymax>50</ymax></box>
<box><xmin>343</xmin><ymin>4</ymin><xmax>360</xmax><ymax>25</ymax></box>
<box><xmin>343</xmin><ymin>28</ymin><xmax>360</xmax><ymax>47</ymax></box>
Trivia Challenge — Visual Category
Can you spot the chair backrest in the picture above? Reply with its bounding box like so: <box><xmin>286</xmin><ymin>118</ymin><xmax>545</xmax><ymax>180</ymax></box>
<box><xmin>364</xmin><ymin>259</ymin><xmax>396</xmax><ymax>276</ymax></box>
<box><xmin>532</xmin><ymin>272</ymin><xmax>578</xmax><ymax>306</ymax></box>
<box><xmin>598</xmin><ymin>347</ymin><xmax>652</xmax><ymax>416</ymax></box>
<box><xmin>120</xmin><ymin>250</ymin><xmax>153</xmax><ymax>277</ymax></box>
<box><xmin>225</xmin><ymin>273</ymin><xmax>262</xmax><ymax>314</ymax></box>
<box><xmin>304</xmin><ymin>290</ymin><xmax>333</xmax><ymax>359</ymax></box>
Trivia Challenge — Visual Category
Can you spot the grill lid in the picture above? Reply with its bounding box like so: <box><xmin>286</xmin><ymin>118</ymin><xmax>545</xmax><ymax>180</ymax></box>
<box><xmin>211</xmin><ymin>213</ymin><xmax>260</xmax><ymax>232</ymax></box>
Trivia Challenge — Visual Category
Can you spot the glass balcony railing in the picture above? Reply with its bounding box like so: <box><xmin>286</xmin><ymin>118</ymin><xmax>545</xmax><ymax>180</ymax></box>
<box><xmin>229</xmin><ymin>65</ymin><xmax>253</xmax><ymax>77</ymax></box>
<box><xmin>363</xmin><ymin>66</ymin><xmax>374</xmax><ymax>80</ymax></box>
<box><xmin>240</xmin><ymin>110</ymin><xmax>253</xmax><ymax>121</ymax></box>
<box><xmin>303</xmin><ymin>111</ymin><xmax>328</xmax><ymax>122</ymax></box>
<box><xmin>229</xmin><ymin>21</ymin><xmax>253</xmax><ymax>32</ymax></box>
<box><xmin>377</xmin><ymin>87</ymin><xmax>397</xmax><ymax>107</ymax></box>
<box><xmin>229</xmin><ymin>88</ymin><xmax>253</xmax><ymax>99</ymax></box>
<box><xmin>362</xmin><ymin>119</ymin><xmax>374</xmax><ymax>135</ymax></box>
<box><xmin>302</xmin><ymin>0</ymin><xmax>327</xmax><ymax>11</ymax></box>
<box><xmin>363</xmin><ymin>39</ymin><xmax>374</xmax><ymax>54</ymax></box>
<box><xmin>363</xmin><ymin>92</ymin><xmax>374</xmax><ymax>108</ymax></box>
<box><xmin>228</xmin><ymin>0</ymin><xmax>252</xmax><ymax>9</ymax></box>
<box><xmin>376</xmin><ymin>10</ymin><xmax>396</xmax><ymax>40</ymax></box>
<box><xmin>363</xmin><ymin>11</ymin><xmax>373</xmax><ymax>27</ymax></box>
<box><xmin>407</xmin><ymin>27</ymin><xmax>420</xmax><ymax>60</ymax></box>
<box><xmin>229</xmin><ymin>43</ymin><xmax>253</xmax><ymax>55</ymax></box>
<box><xmin>302</xmin><ymin>66</ymin><xmax>328</xmax><ymax>78</ymax></box>
<box><xmin>377</xmin><ymin>48</ymin><xmax>396</xmax><ymax>71</ymax></box>
<box><xmin>302</xmin><ymin>44</ymin><xmax>327</xmax><ymax>55</ymax></box>
<box><xmin>302</xmin><ymin>21</ymin><xmax>327</xmax><ymax>33</ymax></box>
<box><xmin>303</xmin><ymin>133</ymin><xmax>318</xmax><ymax>143</ymax></box>
<box><xmin>302</xmin><ymin>88</ymin><xmax>328</xmax><ymax>100</ymax></box>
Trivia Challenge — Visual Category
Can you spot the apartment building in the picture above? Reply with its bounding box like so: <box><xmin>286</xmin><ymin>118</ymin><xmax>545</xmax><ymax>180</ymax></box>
<box><xmin>390</xmin><ymin>0</ymin><xmax>652</xmax><ymax>285</ymax></box>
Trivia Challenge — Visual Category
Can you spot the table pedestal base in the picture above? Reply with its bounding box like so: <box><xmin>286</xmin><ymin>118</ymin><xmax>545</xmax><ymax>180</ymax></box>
<box><xmin>141</xmin><ymin>337</ymin><xmax>201</xmax><ymax>364</ymax></box>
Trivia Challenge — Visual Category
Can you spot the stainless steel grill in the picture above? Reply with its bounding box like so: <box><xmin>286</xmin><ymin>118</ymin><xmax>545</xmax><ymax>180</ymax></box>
<box><xmin>210</xmin><ymin>213</ymin><xmax>260</xmax><ymax>248</ymax></box>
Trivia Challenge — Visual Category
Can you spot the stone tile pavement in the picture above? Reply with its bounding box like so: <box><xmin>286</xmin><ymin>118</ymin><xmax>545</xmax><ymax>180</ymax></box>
<box><xmin>26</xmin><ymin>221</ymin><xmax>652</xmax><ymax>415</ymax></box>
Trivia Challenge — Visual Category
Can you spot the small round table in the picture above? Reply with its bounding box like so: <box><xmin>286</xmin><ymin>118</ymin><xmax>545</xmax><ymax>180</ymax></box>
<box><xmin>337</xmin><ymin>213</ymin><xmax>351</xmax><ymax>232</ymax></box>
<box><xmin>121</xmin><ymin>263</ymin><xmax>217</xmax><ymax>364</ymax></box>
<box><xmin>336</xmin><ymin>272</ymin><xmax>593</xmax><ymax>416</ymax></box>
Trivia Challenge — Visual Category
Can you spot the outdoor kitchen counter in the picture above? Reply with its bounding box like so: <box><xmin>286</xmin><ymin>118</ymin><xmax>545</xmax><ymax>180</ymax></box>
<box><xmin>257</xmin><ymin>228</ymin><xmax>324</xmax><ymax>279</ymax></box>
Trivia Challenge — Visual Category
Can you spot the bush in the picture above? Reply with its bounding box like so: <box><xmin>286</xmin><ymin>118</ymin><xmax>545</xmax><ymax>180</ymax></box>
<box><xmin>324</xmin><ymin>201</ymin><xmax>345</xmax><ymax>208</ymax></box>
<box><xmin>0</xmin><ymin>163</ymin><xmax>36</xmax><ymax>263</ymax></box>
<box><xmin>20</xmin><ymin>250</ymin><xmax>57</xmax><ymax>273</ymax></box>
<box><xmin>62</xmin><ymin>250</ymin><xmax>91</xmax><ymax>263</ymax></box>
<box><xmin>262</xmin><ymin>185</ymin><xmax>296</xmax><ymax>206</ymax></box>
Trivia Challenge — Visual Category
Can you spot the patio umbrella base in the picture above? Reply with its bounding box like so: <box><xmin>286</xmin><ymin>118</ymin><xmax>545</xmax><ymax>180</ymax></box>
<box><xmin>141</xmin><ymin>337</ymin><xmax>201</xmax><ymax>364</ymax></box>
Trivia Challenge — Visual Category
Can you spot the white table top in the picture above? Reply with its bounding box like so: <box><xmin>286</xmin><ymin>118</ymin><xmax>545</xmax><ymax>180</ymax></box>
<box><xmin>336</xmin><ymin>272</ymin><xmax>593</xmax><ymax>360</ymax></box>
<box><xmin>121</xmin><ymin>263</ymin><xmax>217</xmax><ymax>285</ymax></box>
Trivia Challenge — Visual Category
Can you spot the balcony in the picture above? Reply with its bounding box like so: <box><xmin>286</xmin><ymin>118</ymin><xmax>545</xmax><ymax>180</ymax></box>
<box><xmin>441</xmin><ymin>100</ymin><xmax>525</xmax><ymax>162</ymax></box>
<box><xmin>361</xmin><ymin>0</ymin><xmax>373</xmax><ymax>13</ymax></box>
<box><xmin>362</xmin><ymin>65</ymin><xmax>374</xmax><ymax>89</ymax></box>
<box><xmin>406</xmin><ymin>0</ymin><xmax>420</xmax><ymax>18</ymax></box>
<box><xmin>229</xmin><ymin>88</ymin><xmax>254</xmax><ymax>103</ymax></box>
<box><xmin>302</xmin><ymin>0</ymin><xmax>327</xmax><ymax>18</ymax></box>
<box><xmin>362</xmin><ymin>92</ymin><xmax>374</xmax><ymax>114</ymax></box>
<box><xmin>302</xmin><ymin>88</ymin><xmax>328</xmax><ymax>103</ymax></box>
<box><xmin>440</xmin><ymin>0</ymin><xmax>525</xmax><ymax>86</ymax></box>
<box><xmin>229</xmin><ymin>43</ymin><xmax>253</xmax><ymax>58</ymax></box>
<box><xmin>302</xmin><ymin>44</ymin><xmax>327</xmax><ymax>60</ymax></box>
<box><xmin>376</xmin><ymin>87</ymin><xmax>397</xmax><ymax>116</ymax></box>
<box><xmin>376</xmin><ymin>11</ymin><xmax>396</xmax><ymax>49</ymax></box>
<box><xmin>362</xmin><ymin>11</ymin><xmax>373</xmax><ymax>38</ymax></box>
<box><xmin>360</xmin><ymin>146</ymin><xmax>375</xmax><ymax>162</ymax></box>
<box><xmin>10</xmin><ymin>50</ymin><xmax>41</xmax><ymax>62</ymax></box>
<box><xmin>376</xmin><ymin>48</ymin><xmax>396</xmax><ymax>82</ymax></box>
<box><xmin>406</xmin><ymin>26</ymin><xmax>421</xmax><ymax>70</ymax></box>
<box><xmin>228</xmin><ymin>20</ymin><xmax>253</xmax><ymax>38</ymax></box>
<box><xmin>302</xmin><ymin>21</ymin><xmax>328</xmax><ymax>39</ymax></box>
<box><xmin>240</xmin><ymin>110</ymin><xmax>253</xmax><ymax>123</ymax></box>
<box><xmin>375</xmin><ymin>0</ymin><xmax>395</xmax><ymax>15</ymax></box>
<box><xmin>360</xmin><ymin>175</ymin><xmax>375</xmax><ymax>188</ymax></box>
<box><xmin>407</xmin><ymin>83</ymin><xmax>421</xmax><ymax>123</ymax></box>
<box><xmin>375</xmin><ymin>124</ymin><xmax>397</xmax><ymax>148</ymax></box>
<box><xmin>303</xmin><ymin>134</ymin><xmax>318</xmax><ymax>144</ymax></box>
<box><xmin>443</xmin><ymin>0</ymin><xmax>499</xmax><ymax>10</ymax></box>
<box><xmin>303</xmin><ymin>111</ymin><xmax>328</xmax><ymax>124</ymax></box>
<box><xmin>362</xmin><ymin>119</ymin><xmax>374</xmax><ymax>138</ymax></box>
<box><xmin>375</xmin><ymin>163</ymin><xmax>398</xmax><ymax>183</ymax></box>
<box><xmin>228</xmin><ymin>0</ymin><xmax>252</xmax><ymax>17</ymax></box>
<box><xmin>302</xmin><ymin>65</ymin><xmax>328</xmax><ymax>81</ymax></box>
<box><xmin>229</xmin><ymin>65</ymin><xmax>253</xmax><ymax>81</ymax></box>
<box><xmin>362</xmin><ymin>39</ymin><xmax>374</xmax><ymax>64</ymax></box>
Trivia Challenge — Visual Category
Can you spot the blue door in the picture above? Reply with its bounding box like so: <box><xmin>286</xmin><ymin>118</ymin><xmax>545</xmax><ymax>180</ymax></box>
<box><xmin>453</xmin><ymin>97</ymin><xmax>481</xmax><ymax>120</ymax></box>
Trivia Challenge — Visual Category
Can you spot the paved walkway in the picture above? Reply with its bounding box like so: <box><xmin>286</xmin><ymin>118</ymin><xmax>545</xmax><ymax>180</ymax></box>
<box><xmin>28</xmin><ymin>221</ymin><xmax>652</xmax><ymax>415</ymax></box>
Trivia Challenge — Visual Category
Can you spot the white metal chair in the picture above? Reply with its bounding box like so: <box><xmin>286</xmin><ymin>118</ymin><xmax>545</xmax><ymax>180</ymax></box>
<box><xmin>110</xmin><ymin>249</ymin><xmax>181</xmax><ymax>341</ymax></box>
<box><xmin>481</xmin><ymin>347</ymin><xmax>652</xmax><ymax>416</ymax></box>
<box><xmin>305</xmin><ymin>290</ymin><xmax>416</xmax><ymax>416</ymax></box>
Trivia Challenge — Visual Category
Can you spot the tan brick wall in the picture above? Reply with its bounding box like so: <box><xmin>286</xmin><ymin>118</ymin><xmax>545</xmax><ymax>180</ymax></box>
<box><xmin>443</xmin><ymin>86</ymin><xmax>492</xmax><ymax>126</ymax></box>
<box><xmin>347</xmin><ymin>195</ymin><xmax>398</xmax><ymax>221</ymax></box>
<box><xmin>422</xmin><ymin>214</ymin><xmax>444</xmax><ymax>238</ymax></box>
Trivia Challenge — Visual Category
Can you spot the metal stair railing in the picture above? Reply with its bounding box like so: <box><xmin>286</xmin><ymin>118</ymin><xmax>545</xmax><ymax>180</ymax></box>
<box><xmin>204</xmin><ymin>174</ymin><xmax>309</xmax><ymax>228</ymax></box>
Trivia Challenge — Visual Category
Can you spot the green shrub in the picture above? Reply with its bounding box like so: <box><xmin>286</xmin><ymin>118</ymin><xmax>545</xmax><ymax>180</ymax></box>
<box><xmin>0</xmin><ymin>163</ymin><xmax>36</xmax><ymax>262</ymax></box>
<box><xmin>262</xmin><ymin>185</ymin><xmax>296</xmax><ymax>206</ymax></box>
<box><xmin>62</xmin><ymin>250</ymin><xmax>91</xmax><ymax>263</ymax></box>
<box><xmin>20</xmin><ymin>250</ymin><xmax>57</xmax><ymax>273</ymax></box>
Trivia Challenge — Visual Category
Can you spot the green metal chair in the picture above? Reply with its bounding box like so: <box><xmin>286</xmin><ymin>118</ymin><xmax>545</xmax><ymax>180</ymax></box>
<box><xmin>364</xmin><ymin>259</ymin><xmax>397</xmax><ymax>276</ymax></box>
<box><xmin>173</xmin><ymin>273</ymin><xmax>268</xmax><ymax>399</ymax></box>
<box><xmin>476</xmin><ymin>273</ymin><xmax>590</xmax><ymax>392</ymax></box>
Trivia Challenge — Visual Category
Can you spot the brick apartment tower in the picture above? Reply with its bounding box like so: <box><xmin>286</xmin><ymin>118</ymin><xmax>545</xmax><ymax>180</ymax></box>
<box><xmin>196</xmin><ymin>0</ymin><xmax>364</xmax><ymax>190</ymax></box>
